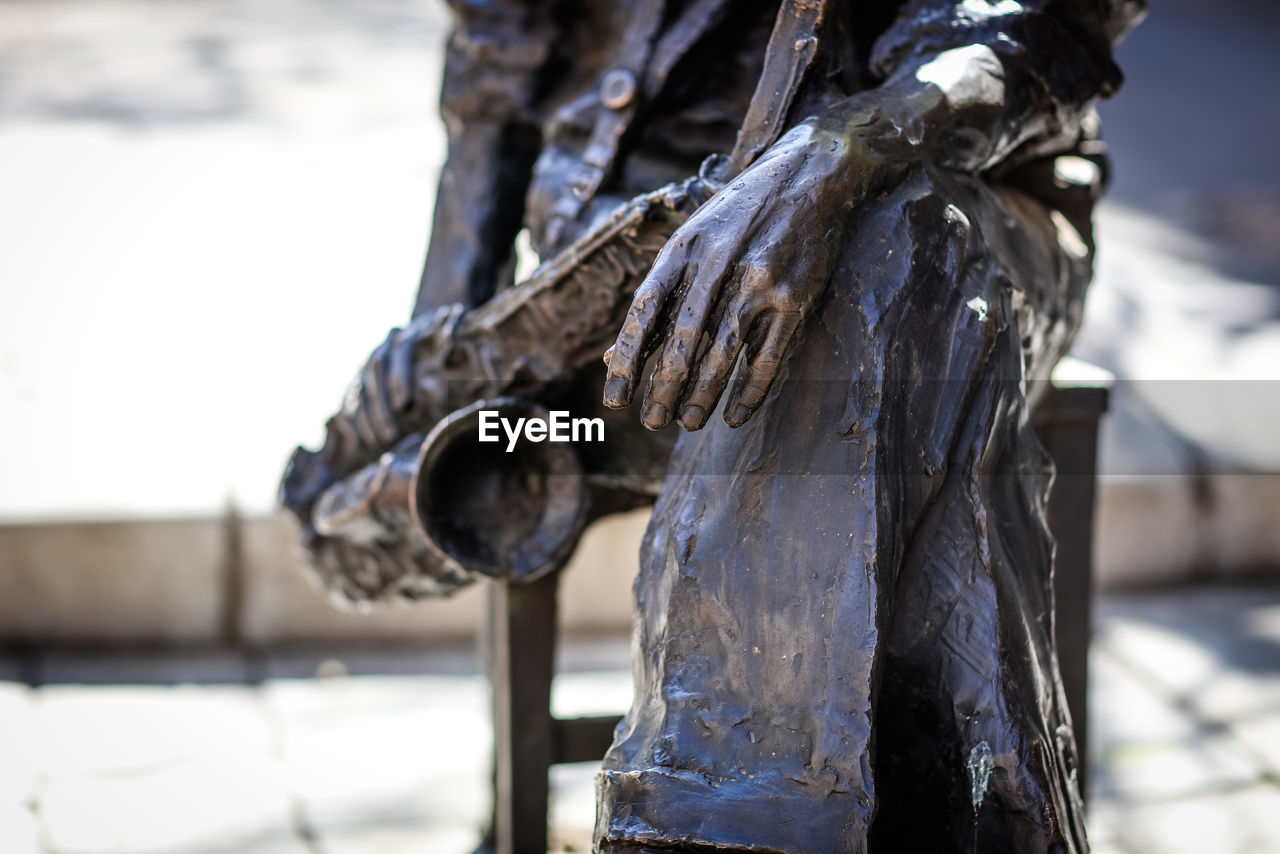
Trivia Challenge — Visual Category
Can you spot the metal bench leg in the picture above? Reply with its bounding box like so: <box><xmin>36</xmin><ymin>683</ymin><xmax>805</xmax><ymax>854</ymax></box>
<box><xmin>1037</xmin><ymin>383</ymin><xmax>1109</xmax><ymax>796</ymax></box>
<box><xmin>486</xmin><ymin>570</ymin><xmax>560</xmax><ymax>854</ymax></box>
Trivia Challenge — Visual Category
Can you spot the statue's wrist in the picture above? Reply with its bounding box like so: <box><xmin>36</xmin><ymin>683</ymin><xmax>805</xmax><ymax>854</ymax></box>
<box><xmin>796</xmin><ymin>85</ymin><xmax>944</xmax><ymax>176</ymax></box>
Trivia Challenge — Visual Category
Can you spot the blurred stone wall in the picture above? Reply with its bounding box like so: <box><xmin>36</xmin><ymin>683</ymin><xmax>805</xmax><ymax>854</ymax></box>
<box><xmin>0</xmin><ymin>510</ymin><xmax>648</xmax><ymax>646</ymax></box>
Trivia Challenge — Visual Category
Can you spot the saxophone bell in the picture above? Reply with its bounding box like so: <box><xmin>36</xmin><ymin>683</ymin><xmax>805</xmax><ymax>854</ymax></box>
<box><xmin>410</xmin><ymin>397</ymin><xmax>589</xmax><ymax>583</ymax></box>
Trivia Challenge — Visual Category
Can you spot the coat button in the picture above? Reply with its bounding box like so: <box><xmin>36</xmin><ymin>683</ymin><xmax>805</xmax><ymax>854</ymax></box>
<box><xmin>600</xmin><ymin>69</ymin><xmax>637</xmax><ymax>109</ymax></box>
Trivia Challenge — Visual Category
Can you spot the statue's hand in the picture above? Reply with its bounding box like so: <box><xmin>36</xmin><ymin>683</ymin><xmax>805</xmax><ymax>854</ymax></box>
<box><xmin>601</xmin><ymin>116</ymin><xmax>889</xmax><ymax>431</ymax></box>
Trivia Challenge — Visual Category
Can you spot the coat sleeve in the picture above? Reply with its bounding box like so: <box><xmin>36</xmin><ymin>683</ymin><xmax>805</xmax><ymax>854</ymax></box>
<box><xmin>438</xmin><ymin>0</ymin><xmax>560</xmax><ymax>130</ymax></box>
<box><xmin>866</xmin><ymin>0</ymin><xmax>1146</xmax><ymax>171</ymax></box>
<box><xmin>414</xmin><ymin>0</ymin><xmax>562</xmax><ymax>315</ymax></box>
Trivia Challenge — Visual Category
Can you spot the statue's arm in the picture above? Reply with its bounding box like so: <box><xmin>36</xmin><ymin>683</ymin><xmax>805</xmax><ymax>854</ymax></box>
<box><xmin>413</xmin><ymin>0</ymin><xmax>560</xmax><ymax>316</ymax></box>
<box><xmin>858</xmin><ymin>0</ymin><xmax>1147</xmax><ymax>173</ymax></box>
<box><xmin>602</xmin><ymin>0</ymin><xmax>1146</xmax><ymax>431</ymax></box>
<box><xmin>284</xmin><ymin>0</ymin><xmax>562</xmax><ymax>511</ymax></box>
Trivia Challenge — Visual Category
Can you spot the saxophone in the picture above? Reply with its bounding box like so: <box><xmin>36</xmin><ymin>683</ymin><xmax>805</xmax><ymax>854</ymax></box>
<box><xmin>279</xmin><ymin>0</ymin><xmax>832</xmax><ymax>605</ymax></box>
<box><xmin>279</xmin><ymin>162</ymin><xmax>724</xmax><ymax>604</ymax></box>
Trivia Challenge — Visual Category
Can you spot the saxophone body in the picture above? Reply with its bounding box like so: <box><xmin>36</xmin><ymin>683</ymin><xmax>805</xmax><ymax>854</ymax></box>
<box><xmin>279</xmin><ymin>164</ymin><xmax>724</xmax><ymax>605</ymax></box>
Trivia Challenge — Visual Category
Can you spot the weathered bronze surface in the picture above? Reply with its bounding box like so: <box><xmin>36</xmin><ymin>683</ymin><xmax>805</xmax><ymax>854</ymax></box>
<box><xmin>281</xmin><ymin>0</ymin><xmax>1144</xmax><ymax>850</ymax></box>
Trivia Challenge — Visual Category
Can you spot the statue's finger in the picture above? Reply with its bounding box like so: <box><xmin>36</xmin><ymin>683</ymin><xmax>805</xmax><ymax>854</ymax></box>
<box><xmin>723</xmin><ymin>310</ymin><xmax>800</xmax><ymax>428</ymax></box>
<box><xmin>359</xmin><ymin>337</ymin><xmax>399</xmax><ymax>447</ymax></box>
<box><xmin>385</xmin><ymin>326</ymin><xmax>415</xmax><ymax>415</ymax></box>
<box><xmin>350</xmin><ymin>400</ymin><xmax>382</xmax><ymax>459</ymax></box>
<box><xmin>641</xmin><ymin>251</ymin><xmax>734</xmax><ymax>429</ymax></box>
<box><xmin>604</xmin><ymin>245</ymin><xmax>686</xmax><ymax>408</ymax></box>
<box><xmin>342</xmin><ymin>371</ymin><xmax>383</xmax><ymax>456</ymax></box>
<box><xmin>326</xmin><ymin>407</ymin><xmax>363</xmax><ymax>471</ymax></box>
<box><xmin>675</xmin><ymin>295</ymin><xmax>751</xmax><ymax>431</ymax></box>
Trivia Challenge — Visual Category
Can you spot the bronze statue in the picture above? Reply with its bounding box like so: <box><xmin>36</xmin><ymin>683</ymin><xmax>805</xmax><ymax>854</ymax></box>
<box><xmin>280</xmin><ymin>0</ymin><xmax>1145</xmax><ymax>850</ymax></box>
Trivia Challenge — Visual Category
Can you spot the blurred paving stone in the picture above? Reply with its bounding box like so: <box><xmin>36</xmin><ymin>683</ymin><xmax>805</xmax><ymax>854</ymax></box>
<box><xmin>1097</xmin><ymin>586</ymin><xmax>1280</xmax><ymax>722</ymax></box>
<box><xmin>30</xmin><ymin>683</ymin><xmax>299</xmax><ymax>852</ymax></box>
<box><xmin>1092</xmin><ymin>736</ymin><xmax>1259</xmax><ymax>803</ymax></box>
<box><xmin>316</xmin><ymin>821</ymin><xmax>480</xmax><ymax>854</ymax></box>
<box><xmin>1087</xmin><ymin>839</ymin><xmax>1134</xmax><ymax>854</ymax></box>
<box><xmin>1088</xmin><ymin>649</ymin><xmax>1201</xmax><ymax>766</ymax></box>
<box><xmin>262</xmin><ymin>674</ymin><xmax>488</xmax><ymax>830</ymax></box>
<box><xmin>1091</xmin><ymin>590</ymin><xmax>1280</xmax><ymax>803</ymax></box>
<box><xmin>0</xmin><ymin>803</ymin><xmax>42</xmax><ymax>854</ymax></box>
<box><xmin>1084</xmin><ymin>802</ymin><xmax>1139</xmax><ymax>854</ymax></box>
<box><xmin>207</xmin><ymin>839</ymin><xmax>311</xmax><ymax>854</ymax></box>
<box><xmin>1229</xmin><ymin>713</ymin><xmax>1280</xmax><ymax>780</ymax></box>
<box><xmin>1094</xmin><ymin>610</ymin><xmax>1221</xmax><ymax>705</ymax></box>
<box><xmin>1</xmin><ymin>585</ymin><xmax>1276</xmax><ymax>851</ymax></box>
<box><xmin>1090</xmin><ymin>652</ymin><xmax>1260</xmax><ymax>803</ymax></box>
<box><xmin>0</xmin><ymin>683</ymin><xmax>40</xmax><ymax>805</ymax></box>
<box><xmin>1192</xmin><ymin>667</ymin><xmax>1280</xmax><ymax>727</ymax></box>
<box><xmin>32</xmin><ymin>684</ymin><xmax>273</xmax><ymax>777</ymax></box>
<box><xmin>39</xmin><ymin>755</ymin><xmax>298</xmax><ymax>854</ymax></box>
<box><xmin>1103</xmin><ymin>784</ymin><xmax>1280</xmax><ymax>854</ymax></box>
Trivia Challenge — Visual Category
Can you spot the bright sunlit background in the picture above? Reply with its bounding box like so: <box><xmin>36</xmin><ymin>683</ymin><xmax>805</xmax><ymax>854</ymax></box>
<box><xmin>1</xmin><ymin>1</ymin><xmax>1278</xmax><ymax>852</ymax></box>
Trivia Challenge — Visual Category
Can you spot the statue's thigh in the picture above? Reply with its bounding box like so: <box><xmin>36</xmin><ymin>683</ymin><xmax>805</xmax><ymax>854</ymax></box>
<box><xmin>598</xmin><ymin>164</ymin><xmax>1089</xmax><ymax>854</ymax></box>
<box><xmin>858</xmin><ymin>167</ymin><xmax>1090</xmax><ymax>852</ymax></box>
<box><xmin>627</xmin><ymin>161</ymin><xmax>1086</xmax><ymax>764</ymax></box>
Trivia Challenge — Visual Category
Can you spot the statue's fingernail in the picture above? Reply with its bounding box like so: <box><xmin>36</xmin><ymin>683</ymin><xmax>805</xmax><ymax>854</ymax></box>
<box><xmin>678</xmin><ymin>405</ymin><xmax>705</xmax><ymax>429</ymax></box>
<box><xmin>725</xmin><ymin>403</ymin><xmax>750</xmax><ymax>426</ymax></box>
<box><xmin>603</xmin><ymin>377</ymin><xmax>630</xmax><ymax>406</ymax></box>
<box><xmin>642</xmin><ymin>402</ymin><xmax>669</xmax><ymax>429</ymax></box>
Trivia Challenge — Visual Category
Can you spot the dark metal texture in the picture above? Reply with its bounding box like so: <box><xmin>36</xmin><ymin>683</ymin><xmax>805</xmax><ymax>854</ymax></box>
<box><xmin>278</xmin><ymin>0</ymin><xmax>846</xmax><ymax>605</ymax></box>
<box><xmin>279</xmin><ymin>0</ymin><xmax>1146</xmax><ymax>849</ymax></box>
<box><xmin>279</xmin><ymin>173</ymin><xmax>715</xmax><ymax>602</ymax></box>
<box><xmin>480</xmin><ymin>375</ymin><xmax>1107</xmax><ymax>850</ymax></box>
